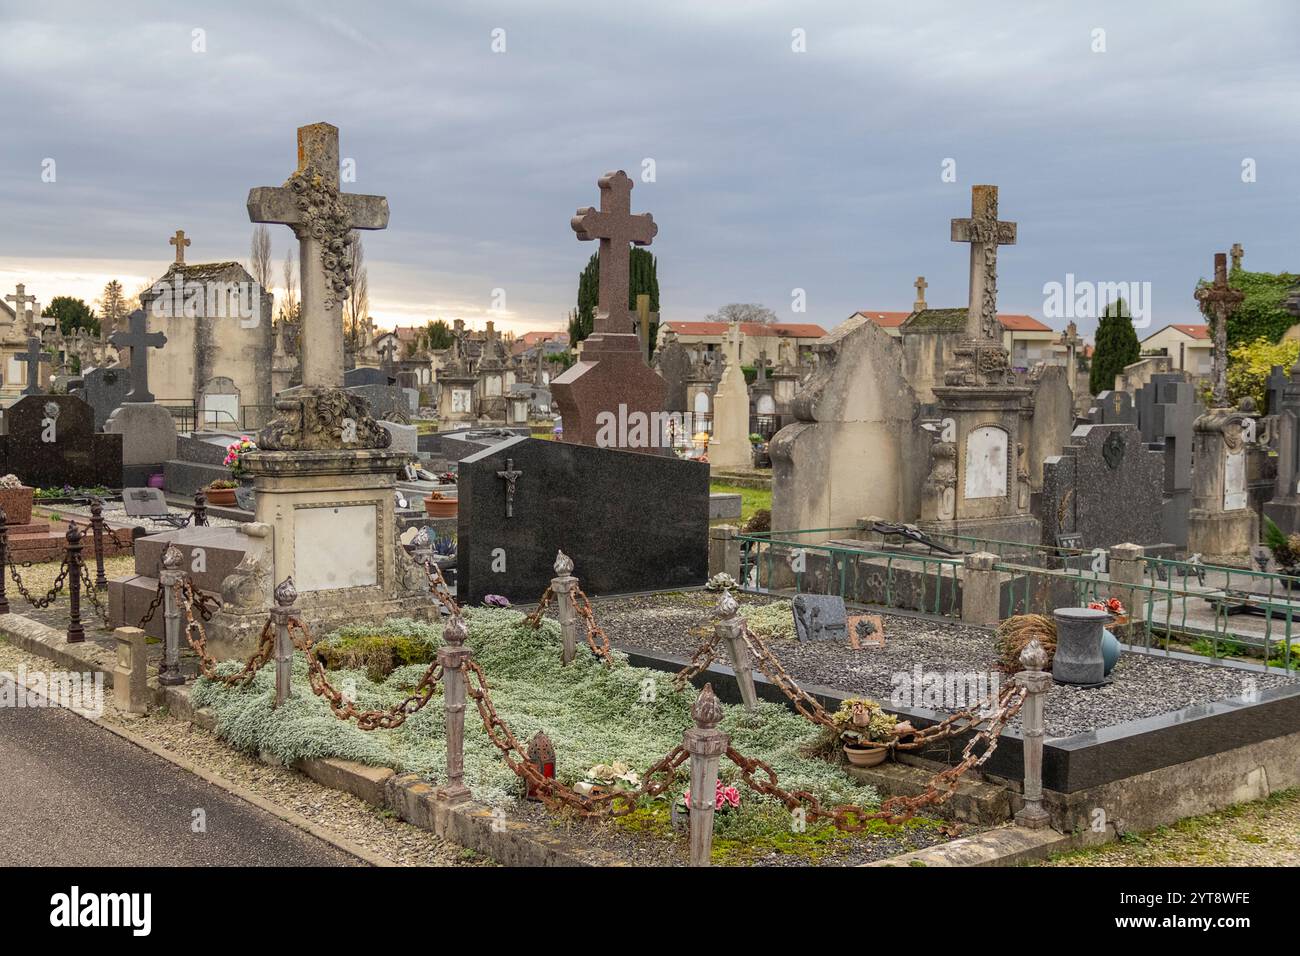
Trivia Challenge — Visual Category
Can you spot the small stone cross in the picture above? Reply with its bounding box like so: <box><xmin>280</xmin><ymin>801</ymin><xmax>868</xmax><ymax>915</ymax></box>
<box><xmin>6</xmin><ymin>283</ymin><xmax>37</xmax><ymax>333</ymax></box>
<box><xmin>495</xmin><ymin>458</ymin><xmax>523</xmax><ymax>518</ymax></box>
<box><xmin>913</xmin><ymin>275</ymin><xmax>928</xmax><ymax>311</ymax></box>
<box><xmin>108</xmin><ymin>309</ymin><xmax>168</xmax><ymax>402</ymax></box>
<box><xmin>1230</xmin><ymin>242</ymin><xmax>1244</xmax><ymax>271</ymax></box>
<box><xmin>169</xmin><ymin>229</ymin><xmax>191</xmax><ymax>264</ymax></box>
<box><xmin>18</xmin><ymin>335</ymin><xmax>51</xmax><ymax>396</ymax></box>
<box><xmin>951</xmin><ymin>185</ymin><xmax>1016</xmax><ymax>343</ymax></box>
<box><xmin>571</xmin><ymin>171</ymin><xmax>657</xmax><ymax>337</ymax></box>
<box><xmin>1194</xmin><ymin>252</ymin><xmax>1245</xmax><ymax>408</ymax></box>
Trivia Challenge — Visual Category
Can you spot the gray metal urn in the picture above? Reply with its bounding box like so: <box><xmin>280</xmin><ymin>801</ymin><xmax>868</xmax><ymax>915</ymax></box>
<box><xmin>1051</xmin><ymin>607</ymin><xmax>1111</xmax><ymax>686</ymax></box>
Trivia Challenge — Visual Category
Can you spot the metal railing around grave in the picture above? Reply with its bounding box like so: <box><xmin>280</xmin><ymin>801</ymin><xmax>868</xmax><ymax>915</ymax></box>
<box><xmin>736</xmin><ymin>528</ymin><xmax>964</xmax><ymax>618</ymax></box>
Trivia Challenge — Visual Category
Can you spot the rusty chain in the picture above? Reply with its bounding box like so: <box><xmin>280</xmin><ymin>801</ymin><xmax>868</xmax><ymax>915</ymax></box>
<box><xmin>523</xmin><ymin>585</ymin><xmax>553</xmax><ymax>629</ymax></box>
<box><xmin>137</xmin><ymin>580</ymin><xmax>165</xmax><ymax>627</ymax></box>
<box><xmin>77</xmin><ymin>560</ymin><xmax>111</xmax><ymax>628</ymax></box>
<box><xmin>523</xmin><ymin>583</ymin><xmax>611</xmax><ymax>665</ymax></box>
<box><xmin>672</xmin><ymin>634</ymin><xmax>720</xmax><ymax>692</ymax></box>
<box><xmin>176</xmin><ymin>577</ymin><xmax>276</xmax><ymax>686</ymax></box>
<box><xmin>462</xmin><ymin>656</ymin><xmax>687</xmax><ymax>815</ymax></box>
<box><xmin>285</xmin><ymin>616</ymin><xmax>446</xmax><ymax>731</ymax></box>
<box><xmin>6</xmin><ymin>556</ymin><xmax>71</xmax><ymax>609</ymax></box>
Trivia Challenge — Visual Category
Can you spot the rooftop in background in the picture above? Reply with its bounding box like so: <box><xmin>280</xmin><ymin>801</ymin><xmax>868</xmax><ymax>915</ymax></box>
<box><xmin>855</xmin><ymin>310</ymin><xmax>1053</xmax><ymax>333</ymax></box>
<box><xmin>663</xmin><ymin>321</ymin><xmax>828</xmax><ymax>339</ymax></box>
<box><xmin>1163</xmin><ymin>323</ymin><xmax>1211</xmax><ymax>341</ymax></box>
<box><xmin>512</xmin><ymin>330</ymin><xmax>567</xmax><ymax>355</ymax></box>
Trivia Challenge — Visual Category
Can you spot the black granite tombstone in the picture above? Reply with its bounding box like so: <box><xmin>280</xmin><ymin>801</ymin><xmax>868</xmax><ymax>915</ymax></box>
<box><xmin>0</xmin><ymin>394</ymin><xmax>123</xmax><ymax>488</ymax></box>
<box><xmin>457</xmin><ymin>435</ymin><xmax>709</xmax><ymax>605</ymax></box>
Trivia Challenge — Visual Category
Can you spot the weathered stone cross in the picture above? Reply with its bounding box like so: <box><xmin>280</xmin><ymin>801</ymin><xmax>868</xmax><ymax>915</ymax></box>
<box><xmin>495</xmin><ymin>458</ymin><xmax>523</xmax><ymax>518</ymax></box>
<box><xmin>571</xmin><ymin>171</ymin><xmax>657</xmax><ymax>337</ymax></box>
<box><xmin>913</xmin><ymin>275</ymin><xmax>928</xmax><ymax>311</ymax></box>
<box><xmin>1230</xmin><ymin>242</ymin><xmax>1244</xmax><ymax>271</ymax></box>
<box><xmin>108</xmin><ymin>309</ymin><xmax>168</xmax><ymax>403</ymax></box>
<box><xmin>5</xmin><ymin>283</ymin><xmax>37</xmax><ymax>333</ymax></box>
<box><xmin>18</xmin><ymin>335</ymin><xmax>51</xmax><ymax>396</ymax></box>
<box><xmin>247</xmin><ymin>122</ymin><xmax>389</xmax><ymax>389</ymax></box>
<box><xmin>951</xmin><ymin>185</ymin><xmax>1016</xmax><ymax>344</ymax></box>
<box><xmin>1194</xmin><ymin>251</ymin><xmax>1245</xmax><ymax>408</ymax></box>
<box><xmin>1058</xmin><ymin>320</ymin><xmax>1084</xmax><ymax>395</ymax></box>
<box><xmin>169</xmin><ymin>229</ymin><xmax>191</xmax><ymax>265</ymax></box>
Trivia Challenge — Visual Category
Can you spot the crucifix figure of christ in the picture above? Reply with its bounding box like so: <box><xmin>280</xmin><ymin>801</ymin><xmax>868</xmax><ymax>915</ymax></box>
<box><xmin>108</xmin><ymin>309</ymin><xmax>168</xmax><ymax>402</ymax></box>
<box><xmin>1194</xmin><ymin>251</ymin><xmax>1245</xmax><ymax>408</ymax></box>
<box><xmin>247</xmin><ymin>122</ymin><xmax>389</xmax><ymax>388</ymax></box>
<box><xmin>495</xmin><ymin>458</ymin><xmax>523</xmax><ymax>518</ymax></box>
<box><xmin>169</xmin><ymin>229</ymin><xmax>191</xmax><ymax>265</ymax></box>
<box><xmin>571</xmin><ymin>170</ymin><xmax>657</xmax><ymax>352</ymax></box>
<box><xmin>6</xmin><ymin>283</ymin><xmax>37</xmax><ymax>335</ymax></box>
<box><xmin>18</xmin><ymin>336</ymin><xmax>52</xmax><ymax>396</ymax></box>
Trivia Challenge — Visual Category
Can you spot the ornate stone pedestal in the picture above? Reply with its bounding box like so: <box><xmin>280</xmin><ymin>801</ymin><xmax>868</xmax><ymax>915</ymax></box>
<box><xmin>1188</xmin><ymin>405</ymin><xmax>1258</xmax><ymax>559</ymax></box>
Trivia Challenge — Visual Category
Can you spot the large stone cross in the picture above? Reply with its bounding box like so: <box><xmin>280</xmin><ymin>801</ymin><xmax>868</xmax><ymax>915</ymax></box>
<box><xmin>5</xmin><ymin>283</ymin><xmax>37</xmax><ymax>333</ymax></box>
<box><xmin>18</xmin><ymin>335</ymin><xmax>51</xmax><ymax>396</ymax></box>
<box><xmin>1195</xmin><ymin>251</ymin><xmax>1245</xmax><ymax>408</ymax></box>
<box><xmin>951</xmin><ymin>185</ymin><xmax>1016</xmax><ymax>344</ymax></box>
<box><xmin>169</xmin><ymin>229</ymin><xmax>191</xmax><ymax>264</ymax></box>
<box><xmin>247</xmin><ymin>122</ymin><xmax>390</xmax><ymax>389</ymax></box>
<box><xmin>108</xmin><ymin>309</ymin><xmax>167</xmax><ymax>403</ymax></box>
<box><xmin>571</xmin><ymin>171</ymin><xmax>657</xmax><ymax>337</ymax></box>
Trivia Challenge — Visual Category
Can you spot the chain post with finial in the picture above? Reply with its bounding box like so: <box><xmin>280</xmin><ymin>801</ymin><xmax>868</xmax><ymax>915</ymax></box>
<box><xmin>714</xmin><ymin>590</ymin><xmax>758</xmax><ymax>711</ymax></box>
<box><xmin>89</xmin><ymin>496</ymin><xmax>108</xmax><ymax>589</ymax></box>
<box><xmin>683</xmin><ymin>683</ymin><xmax>729</xmax><ymax>866</ymax></box>
<box><xmin>192</xmin><ymin>489</ymin><xmax>208</xmax><ymax>528</ymax></box>
<box><xmin>65</xmin><ymin>521</ymin><xmax>86</xmax><ymax>644</ymax></box>
<box><xmin>1014</xmin><ymin>639</ymin><xmax>1052</xmax><ymax>829</ymax></box>
<box><xmin>436</xmin><ymin>615</ymin><xmax>473</xmax><ymax>805</ymax></box>
<box><xmin>0</xmin><ymin>507</ymin><xmax>9</xmax><ymax>616</ymax></box>
<box><xmin>157</xmin><ymin>543</ymin><xmax>185</xmax><ymax>685</ymax></box>
<box><xmin>270</xmin><ymin>577</ymin><xmax>298</xmax><ymax>706</ymax></box>
<box><xmin>552</xmin><ymin>549</ymin><xmax>578</xmax><ymax>664</ymax></box>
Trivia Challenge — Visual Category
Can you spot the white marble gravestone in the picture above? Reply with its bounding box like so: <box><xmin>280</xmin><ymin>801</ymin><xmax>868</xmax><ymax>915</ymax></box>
<box><xmin>964</xmin><ymin>425</ymin><xmax>1008</xmax><ymax>500</ymax></box>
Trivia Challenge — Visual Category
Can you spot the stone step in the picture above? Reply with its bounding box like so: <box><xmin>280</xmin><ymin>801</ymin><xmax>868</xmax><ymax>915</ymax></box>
<box><xmin>132</xmin><ymin>526</ymin><xmax>250</xmax><ymax>593</ymax></box>
<box><xmin>108</xmin><ymin>573</ymin><xmax>222</xmax><ymax>641</ymax></box>
<box><xmin>845</xmin><ymin>757</ymin><xmax>1015</xmax><ymax>826</ymax></box>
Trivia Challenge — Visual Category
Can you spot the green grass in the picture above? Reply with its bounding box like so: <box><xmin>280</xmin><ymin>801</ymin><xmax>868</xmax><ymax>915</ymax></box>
<box><xmin>709</xmin><ymin>481</ymin><xmax>772</xmax><ymax>525</ymax></box>
<box><xmin>191</xmin><ymin>608</ymin><xmax>879</xmax><ymax>828</ymax></box>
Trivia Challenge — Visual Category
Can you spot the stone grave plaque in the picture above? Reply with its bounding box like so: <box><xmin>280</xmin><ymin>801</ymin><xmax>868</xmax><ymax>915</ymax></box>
<box><xmin>792</xmin><ymin>594</ymin><xmax>848</xmax><ymax>643</ymax></box>
<box><xmin>964</xmin><ymin>425</ymin><xmax>1008</xmax><ymax>500</ymax></box>
<box><xmin>1224</xmin><ymin>450</ymin><xmax>1248</xmax><ymax>511</ymax></box>
<box><xmin>122</xmin><ymin>487</ymin><xmax>171</xmax><ymax>518</ymax></box>
<box><xmin>294</xmin><ymin>503</ymin><xmax>378</xmax><ymax>591</ymax></box>
<box><xmin>848</xmin><ymin>613</ymin><xmax>885</xmax><ymax>649</ymax></box>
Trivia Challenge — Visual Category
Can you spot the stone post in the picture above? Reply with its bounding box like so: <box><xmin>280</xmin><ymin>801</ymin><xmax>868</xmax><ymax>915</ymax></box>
<box><xmin>89</xmin><ymin>497</ymin><xmax>108</xmax><ymax>589</ymax></box>
<box><xmin>436</xmin><ymin>616</ymin><xmax>473</xmax><ymax>805</ymax></box>
<box><xmin>708</xmin><ymin>524</ymin><xmax>741</xmax><ymax>582</ymax></box>
<box><xmin>65</xmin><ymin>521</ymin><xmax>85</xmax><ymax>644</ymax></box>
<box><xmin>156</xmin><ymin>544</ymin><xmax>185</xmax><ymax>686</ymax></box>
<box><xmin>682</xmin><ymin>683</ymin><xmax>729</xmax><ymax>867</ymax></box>
<box><xmin>961</xmin><ymin>551</ymin><xmax>1002</xmax><ymax>627</ymax></box>
<box><xmin>0</xmin><ymin>507</ymin><xmax>9</xmax><ymax>615</ymax></box>
<box><xmin>1014</xmin><ymin>639</ymin><xmax>1052</xmax><ymax>829</ymax></box>
<box><xmin>714</xmin><ymin>591</ymin><xmax>758</xmax><ymax>711</ymax></box>
<box><xmin>192</xmin><ymin>490</ymin><xmax>208</xmax><ymax>528</ymax></box>
<box><xmin>552</xmin><ymin>550</ymin><xmax>578</xmax><ymax>665</ymax></box>
<box><xmin>113</xmin><ymin>626</ymin><xmax>149</xmax><ymax>714</ymax></box>
<box><xmin>269</xmin><ymin>577</ymin><xmax>298</xmax><ymax>707</ymax></box>
<box><xmin>1108</xmin><ymin>542</ymin><xmax>1146</xmax><ymax>626</ymax></box>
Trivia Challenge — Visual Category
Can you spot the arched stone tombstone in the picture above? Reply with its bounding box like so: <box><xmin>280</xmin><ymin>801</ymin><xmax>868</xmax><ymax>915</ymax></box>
<box><xmin>198</xmin><ymin>376</ymin><xmax>241</xmax><ymax>429</ymax></box>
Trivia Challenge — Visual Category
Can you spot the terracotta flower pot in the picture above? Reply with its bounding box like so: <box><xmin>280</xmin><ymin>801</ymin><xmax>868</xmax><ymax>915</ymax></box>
<box><xmin>0</xmin><ymin>486</ymin><xmax>34</xmax><ymax>526</ymax></box>
<box><xmin>843</xmin><ymin>743</ymin><xmax>888</xmax><ymax>767</ymax></box>
<box><xmin>206</xmin><ymin>487</ymin><xmax>237</xmax><ymax>507</ymax></box>
<box><xmin>425</xmin><ymin>496</ymin><xmax>458</xmax><ymax>517</ymax></box>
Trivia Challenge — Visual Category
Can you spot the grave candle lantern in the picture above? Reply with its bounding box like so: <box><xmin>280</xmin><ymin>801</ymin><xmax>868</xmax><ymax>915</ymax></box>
<box><xmin>525</xmin><ymin>730</ymin><xmax>556</xmax><ymax>801</ymax></box>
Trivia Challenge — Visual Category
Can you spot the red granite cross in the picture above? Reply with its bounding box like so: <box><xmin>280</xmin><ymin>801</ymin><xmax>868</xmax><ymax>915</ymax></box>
<box><xmin>571</xmin><ymin>171</ymin><xmax>657</xmax><ymax>335</ymax></box>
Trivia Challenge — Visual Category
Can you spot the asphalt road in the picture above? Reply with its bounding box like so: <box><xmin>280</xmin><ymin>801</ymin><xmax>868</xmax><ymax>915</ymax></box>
<box><xmin>0</xmin><ymin>678</ymin><xmax>363</xmax><ymax>866</ymax></box>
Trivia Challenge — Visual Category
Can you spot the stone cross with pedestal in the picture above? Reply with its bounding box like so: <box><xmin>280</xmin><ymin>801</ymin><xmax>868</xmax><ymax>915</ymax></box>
<box><xmin>5</xmin><ymin>284</ymin><xmax>37</xmax><ymax>335</ymax></box>
<box><xmin>169</xmin><ymin>229</ymin><xmax>191</xmax><ymax>265</ymax></box>
<box><xmin>1194</xmin><ymin>252</ymin><xmax>1245</xmax><ymax>409</ymax></box>
<box><xmin>104</xmin><ymin>309</ymin><xmax>178</xmax><ymax>485</ymax></box>
<box><xmin>551</xmin><ymin>171</ymin><xmax>667</xmax><ymax>452</ymax></box>
<box><xmin>108</xmin><ymin>309</ymin><xmax>166</xmax><ymax>403</ymax></box>
<box><xmin>17</xmin><ymin>336</ymin><xmax>51</xmax><ymax>396</ymax></box>
<box><xmin>1057</xmin><ymin>320</ymin><xmax>1085</xmax><ymax>411</ymax></box>
<box><xmin>707</xmin><ymin>322</ymin><xmax>751</xmax><ymax>470</ymax></box>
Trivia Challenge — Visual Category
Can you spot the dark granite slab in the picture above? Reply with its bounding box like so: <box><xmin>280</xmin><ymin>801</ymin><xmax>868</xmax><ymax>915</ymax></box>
<box><xmin>0</xmin><ymin>394</ymin><xmax>123</xmax><ymax>488</ymax></box>
<box><xmin>457</xmin><ymin>435</ymin><xmax>708</xmax><ymax>605</ymax></box>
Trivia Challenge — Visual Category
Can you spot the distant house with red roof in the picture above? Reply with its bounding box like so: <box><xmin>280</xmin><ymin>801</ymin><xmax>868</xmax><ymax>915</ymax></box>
<box><xmin>855</xmin><ymin>308</ymin><xmax>1058</xmax><ymax>369</ymax></box>
<box><xmin>659</xmin><ymin>320</ymin><xmax>828</xmax><ymax>366</ymax></box>
<box><xmin>1139</xmin><ymin>323</ymin><xmax>1213</xmax><ymax>376</ymax></box>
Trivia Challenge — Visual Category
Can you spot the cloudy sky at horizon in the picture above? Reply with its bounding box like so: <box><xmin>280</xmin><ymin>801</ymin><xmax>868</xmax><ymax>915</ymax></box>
<box><xmin>1</xmin><ymin>0</ymin><xmax>1296</xmax><ymax>340</ymax></box>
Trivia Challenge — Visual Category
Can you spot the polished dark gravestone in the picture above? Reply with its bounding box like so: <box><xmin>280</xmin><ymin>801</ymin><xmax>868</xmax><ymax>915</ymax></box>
<box><xmin>0</xmin><ymin>394</ymin><xmax>123</xmax><ymax>488</ymax></box>
<box><xmin>457</xmin><ymin>435</ymin><xmax>708</xmax><ymax>605</ymax></box>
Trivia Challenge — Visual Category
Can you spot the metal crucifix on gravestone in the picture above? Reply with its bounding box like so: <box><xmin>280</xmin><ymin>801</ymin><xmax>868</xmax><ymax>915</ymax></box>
<box><xmin>495</xmin><ymin>458</ymin><xmax>522</xmax><ymax>518</ymax></box>
<box><xmin>571</xmin><ymin>171</ymin><xmax>657</xmax><ymax>338</ymax></box>
<box><xmin>169</xmin><ymin>229</ymin><xmax>191</xmax><ymax>265</ymax></box>
<box><xmin>108</xmin><ymin>309</ymin><xmax>167</xmax><ymax>402</ymax></box>
<box><xmin>1194</xmin><ymin>251</ymin><xmax>1245</xmax><ymax>408</ymax></box>
<box><xmin>247</xmin><ymin>122</ymin><xmax>390</xmax><ymax>389</ymax></box>
<box><xmin>18</xmin><ymin>336</ymin><xmax>51</xmax><ymax>396</ymax></box>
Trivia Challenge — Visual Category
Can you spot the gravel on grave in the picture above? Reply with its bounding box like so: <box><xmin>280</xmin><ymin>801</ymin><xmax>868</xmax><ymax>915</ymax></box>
<box><xmin>568</xmin><ymin>592</ymin><xmax>1300</xmax><ymax>740</ymax></box>
<box><xmin>507</xmin><ymin>799</ymin><xmax>964</xmax><ymax>867</ymax></box>
<box><xmin>48</xmin><ymin>503</ymin><xmax>244</xmax><ymax>530</ymax></box>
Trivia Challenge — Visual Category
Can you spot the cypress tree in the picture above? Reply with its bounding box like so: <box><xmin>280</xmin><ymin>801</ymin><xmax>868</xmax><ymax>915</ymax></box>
<box><xmin>569</xmin><ymin>248</ymin><xmax>660</xmax><ymax>350</ymax></box>
<box><xmin>1089</xmin><ymin>298</ymin><xmax>1141</xmax><ymax>395</ymax></box>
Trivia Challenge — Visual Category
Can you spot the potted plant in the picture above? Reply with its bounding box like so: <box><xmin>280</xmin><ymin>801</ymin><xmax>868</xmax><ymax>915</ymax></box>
<box><xmin>424</xmin><ymin>490</ymin><xmax>457</xmax><ymax>517</ymax></box>
<box><xmin>832</xmin><ymin>698</ymin><xmax>904</xmax><ymax>768</ymax></box>
<box><xmin>0</xmin><ymin>474</ymin><xmax>34</xmax><ymax>526</ymax></box>
<box><xmin>672</xmin><ymin>779</ymin><xmax>741</xmax><ymax>831</ymax></box>
<box><xmin>206</xmin><ymin>479</ymin><xmax>239</xmax><ymax>507</ymax></box>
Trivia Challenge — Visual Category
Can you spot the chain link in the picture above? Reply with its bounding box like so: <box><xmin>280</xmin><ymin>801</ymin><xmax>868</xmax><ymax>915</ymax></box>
<box><xmin>77</xmin><ymin>559</ymin><xmax>111</xmax><ymax>628</ymax></box>
<box><xmin>137</xmin><ymin>581</ymin><xmax>165</xmax><ymax>628</ymax></box>
<box><xmin>176</xmin><ymin>578</ymin><xmax>275</xmax><ymax>686</ymax></box>
<box><xmin>6</xmin><ymin>556</ymin><xmax>71</xmax><ymax>608</ymax></box>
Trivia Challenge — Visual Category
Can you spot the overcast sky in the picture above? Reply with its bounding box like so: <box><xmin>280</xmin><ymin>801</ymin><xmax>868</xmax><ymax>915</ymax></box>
<box><xmin>1</xmin><ymin>0</ymin><xmax>1296</xmax><ymax>340</ymax></box>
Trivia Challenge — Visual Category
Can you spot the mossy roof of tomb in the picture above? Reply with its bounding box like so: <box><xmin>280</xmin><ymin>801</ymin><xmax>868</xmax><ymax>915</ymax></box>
<box><xmin>901</xmin><ymin>308</ymin><xmax>969</xmax><ymax>332</ymax></box>
<box><xmin>163</xmin><ymin>261</ymin><xmax>254</xmax><ymax>281</ymax></box>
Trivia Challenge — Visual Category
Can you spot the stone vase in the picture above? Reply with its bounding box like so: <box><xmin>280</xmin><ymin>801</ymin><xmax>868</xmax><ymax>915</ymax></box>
<box><xmin>1052</xmin><ymin>607</ymin><xmax>1111</xmax><ymax>685</ymax></box>
<box><xmin>843</xmin><ymin>743</ymin><xmax>888</xmax><ymax>767</ymax></box>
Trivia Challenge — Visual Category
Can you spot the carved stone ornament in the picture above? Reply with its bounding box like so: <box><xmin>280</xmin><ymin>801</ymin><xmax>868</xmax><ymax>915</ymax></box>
<box><xmin>715</xmin><ymin>589</ymin><xmax>739</xmax><ymax>620</ymax></box>
<box><xmin>257</xmin><ymin>385</ymin><xmax>392</xmax><ymax>451</ymax></box>
<box><xmin>691</xmin><ymin>683</ymin><xmax>724</xmax><ymax>730</ymax></box>
<box><xmin>554</xmin><ymin>549</ymin><xmax>574</xmax><ymax>576</ymax></box>
<box><xmin>285</xmin><ymin>167</ymin><xmax>355</xmax><ymax>313</ymax></box>
<box><xmin>274</xmin><ymin>576</ymin><xmax>298</xmax><ymax>608</ymax></box>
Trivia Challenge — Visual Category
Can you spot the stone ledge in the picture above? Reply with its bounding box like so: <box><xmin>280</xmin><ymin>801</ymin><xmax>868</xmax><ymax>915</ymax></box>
<box><xmin>846</xmin><ymin>757</ymin><xmax>1014</xmax><ymax>826</ymax></box>
<box><xmin>866</xmin><ymin>824</ymin><xmax>1105</xmax><ymax>867</ymax></box>
<box><xmin>299</xmin><ymin>757</ymin><xmax>394</xmax><ymax>807</ymax></box>
<box><xmin>0</xmin><ymin>612</ymin><xmax>117</xmax><ymax>683</ymax></box>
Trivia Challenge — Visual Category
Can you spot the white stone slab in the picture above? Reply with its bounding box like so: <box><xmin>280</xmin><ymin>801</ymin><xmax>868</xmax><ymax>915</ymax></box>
<box><xmin>964</xmin><ymin>425</ymin><xmax>1008</xmax><ymax>500</ymax></box>
<box><xmin>1224</xmin><ymin>450</ymin><xmax>1247</xmax><ymax>511</ymax></box>
<box><xmin>295</xmin><ymin>504</ymin><xmax>378</xmax><ymax>591</ymax></box>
